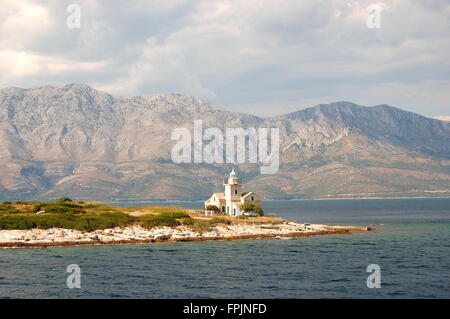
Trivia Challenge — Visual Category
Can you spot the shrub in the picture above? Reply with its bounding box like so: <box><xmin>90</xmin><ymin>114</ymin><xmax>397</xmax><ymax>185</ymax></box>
<box><xmin>32</xmin><ymin>204</ymin><xmax>43</xmax><ymax>213</ymax></box>
<box><xmin>205</xmin><ymin>205</ymin><xmax>220</xmax><ymax>213</ymax></box>
<box><xmin>182</xmin><ymin>217</ymin><xmax>230</xmax><ymax>234</ymax></box>
<box><xmin>57</xmin><ymin>202</ymin><xmax>82</xmax><ymax>208</ymax></box>
<box><xmin>239</xmin><ymin>203</ymin><xmax>264</xmax><ymax>216</ymax></box>
<box><xmin>0</xmin><ymin>212</ymin><xmax>136</xmax><ymax>231</ymax></box>
<box><xmin>0</xmin><ymin>215</ymin><xmax>38</xmax><ymax>229</ymax></box>
<box><xmin>182</xmin><ymin>219</ymin><xmax>212</xmax><ymax>234</ymax></box>
<box><xmin>0</xmin><ymin>201</ymin><xmax>196</xmax><ymax>232</ymax></box>
<box><xmin>95</xmin><ymin>212</ymin><xmax>136</xmax><ymax>228</ymax></box>
<box><xmin>159</xmin><ymin>211</ymin><xmax>191</xmax><ymax>219</ymax></box>
<box><xmin>57</xmin><ymin>197</ymin><xmax>73</xmax><ymax>203</ymax></box>
<box><xmin>0</xmin><ymin>203</ymin><xmax>22</xmax><ymax>214</ymax></box>
<box><xmin>83</xmin><ymin>203</ymin><xmax>119</xmax><ymax>212</ymax></box>
<box><xmin>40</xmin><ymin>205</ymin><xmax>84</xmax><ymax>214</ymax></box>
<box><xmin>210</xmin><ymin>217</ymin><xmax>231</xmax><ymax>225</ymax></box>
<box><xmin>144</xmin><ymin>206</ymin><xmax>187</xmax><ymax>214</ymax></box>
<box><xmin>139</xmin><ymin>214</ymin><xmax>179</xmax><ymax>229</ymax></box>
<box><xmin>31</xmin><ymin>201</ymin><xmax>85</xmax><ymax>214</ymax></box>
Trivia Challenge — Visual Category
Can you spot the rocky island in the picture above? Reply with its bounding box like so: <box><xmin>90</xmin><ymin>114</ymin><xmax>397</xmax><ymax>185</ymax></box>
<box><xmin>0</xmin><ymin>199</ymin><xmax>371</xmax><ymax>248</ymax></box>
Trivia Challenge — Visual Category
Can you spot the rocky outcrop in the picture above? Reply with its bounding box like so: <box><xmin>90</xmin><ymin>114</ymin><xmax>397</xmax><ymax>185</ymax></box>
<box><xmin>0</xmin><ymin>222</ymin><xmax>371</xmax><ymax>248</ymax></box>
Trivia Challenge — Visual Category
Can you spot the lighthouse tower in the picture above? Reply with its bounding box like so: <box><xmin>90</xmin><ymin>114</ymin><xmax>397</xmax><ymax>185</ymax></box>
<box><xmin>204</xmin><ymin>168</ymin><xmax>263</xmax><ymax>217</ymax></box>
<box><xmin>224</xmin><ymin>168</ymin><xmax>242</xmax><ymax>215</ymax></box>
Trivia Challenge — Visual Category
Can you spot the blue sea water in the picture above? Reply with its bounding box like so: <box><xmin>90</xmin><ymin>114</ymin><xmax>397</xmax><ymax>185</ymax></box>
<box><xmin>0</xmin><ymin>198</ymin><xmax>449</xmax><ymax>298</ymax></box>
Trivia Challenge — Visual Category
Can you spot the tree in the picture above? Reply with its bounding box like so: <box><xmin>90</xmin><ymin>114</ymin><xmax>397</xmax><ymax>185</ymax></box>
<box><xmin>205</xmin><ymin>205</ymin><xmax>220</xmax><ymax>213</ymax></box>
<box><xmin>32</xmin><ymin>204</ymin><xmax>43</xmax><ymax>213</ymax></box>
<box><xmin>57</xmin><ymin>197</ymin><xmax>73</xmax><ymax>203</ymax></box>
<box><xmin>239</xmin><ymin>203</ymin><xmax>264</xmax><ymax>216</ymax></box>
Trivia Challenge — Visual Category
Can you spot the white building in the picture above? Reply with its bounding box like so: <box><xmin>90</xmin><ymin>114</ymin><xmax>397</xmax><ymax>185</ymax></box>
<box><xmin>204</xmin><ymin>169</ymin><xmax>263</xmax><ymax>216</ymax></box>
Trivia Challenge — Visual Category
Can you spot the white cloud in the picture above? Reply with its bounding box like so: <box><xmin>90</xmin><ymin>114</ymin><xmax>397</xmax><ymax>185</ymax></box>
<box><xmin>0</xmin><ymin>1</ymin><xmax>54</xmax><ymax>50</ymax></box>
<box><xmin>434</xmin><ymin>116</ymin><xmax>450</xmax><ymax>121</ymax></box>
<box><xmin>0</xmin><ymin>50</ymin><xmax>106</xmax><ymax>79</ymax></box>
<box><xmin>0</xmin><ymin>0</ymin><xmax>449</xmax><ymax>117</ymax></box>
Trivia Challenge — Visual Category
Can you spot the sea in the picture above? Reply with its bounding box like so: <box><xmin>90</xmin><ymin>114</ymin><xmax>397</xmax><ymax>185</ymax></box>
<box><xmin>0</xmin><ymin>198</ymin><xmax>449</xmax><ymax>298</ymax></box>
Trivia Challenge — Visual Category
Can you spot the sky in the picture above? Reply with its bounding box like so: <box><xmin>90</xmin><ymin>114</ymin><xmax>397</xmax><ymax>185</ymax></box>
<box><xmin>0</xmin><ymin>0</ymin><xmax>449</xmax><ymax>118</ymax></box>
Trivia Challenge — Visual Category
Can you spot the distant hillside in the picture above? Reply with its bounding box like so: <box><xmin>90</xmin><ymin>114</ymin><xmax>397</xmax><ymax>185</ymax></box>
<box><xmin>0</xmin><ymin>84</ymin><xmax>449</xmax><ymax>201</ymax></box>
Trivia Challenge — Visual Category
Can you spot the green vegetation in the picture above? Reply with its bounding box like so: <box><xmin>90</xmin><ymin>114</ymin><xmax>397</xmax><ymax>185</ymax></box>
<box><xmin>139</xmin><ymin>214</ymin><xmax>180</xmax><ymax>229</ymax></box>
<box><xmin>139</xmin><ymin>210</ymin><xmax>190</xmax><ymax>229</ymax></box>
<box><xmin>83</xmin><ymin>203</ymin><xmax>120</xmax><ymax>213</ymax></box>
<box><xmin>36</xmin><ymin>202</ymin><xmax>85</xmax><ymax>214</ymax></box>
<box><xmin>205</xmin><ymin>205</ymin><xmax>220</xmax><ymax>213</ymax></box>
<box><xmin>159</xmin><ymin>211</ymin><xmax>191</xmax><ymax>219</ymax></box>
<box><xmin>239</xmin><ymin>203</ymin><xmax>264</xmax><ymax>216</ymax></box>
<box><xmin>0</xmin><ymin>203</ymin><xmax>24</xmax><ymax>214</ymax></box>
<box><xmin>0</xmin><ymin>200</ymin><xmax>193</xmax><ymax>231</ymax></box>
<box><xmin>141</xmin><ymin>206</ymin><xmax>187</xmax><ymax>215</ymax></box>
<box><xmin>0</xmin><ymin>212</ymin><xmax>136</xmax><ymax>232</ymax></box>
<box><xmin>182</xmin><ymin>217</ymin><xmax>231</xmax><ymax>234</ymax></box>
<box><xmin>210</xmin><ymin>217</ymin><xmax>231</xmax><ymax>225</ymax></box>
<box><xmin>0</xmin><ymin>199</ymin><xmax>278</xmax><ymax>235</ymax></box>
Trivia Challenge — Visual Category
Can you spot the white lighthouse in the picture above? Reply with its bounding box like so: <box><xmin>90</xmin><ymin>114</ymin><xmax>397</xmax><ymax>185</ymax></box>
<box><xmin>204</xmin><ymin>168</ymin><xmax>263</xmax><ymax>216</ymax></box>
<box><xmin>223</xmin><ymin>168</ymin><xmax>243</xmax><ymax>215</ymax></box>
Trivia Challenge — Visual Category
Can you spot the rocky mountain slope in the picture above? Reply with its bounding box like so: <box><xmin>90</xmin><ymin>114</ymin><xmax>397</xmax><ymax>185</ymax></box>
<box><xmin>0</xmin><ymin>84</ymin><xmax>449</xmax><ymax>201</ymax></box>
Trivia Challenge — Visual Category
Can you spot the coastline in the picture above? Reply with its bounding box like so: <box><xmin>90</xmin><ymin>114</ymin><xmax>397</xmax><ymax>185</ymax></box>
<box><xmin>107</xmin><ymin>196</ymin><xmax>450</xmax><ymax>205</ymax></box>
<box><xmin>0</xmin><ymin>221</ymin><xmax>372</xmax><ymax>249</ymax></box>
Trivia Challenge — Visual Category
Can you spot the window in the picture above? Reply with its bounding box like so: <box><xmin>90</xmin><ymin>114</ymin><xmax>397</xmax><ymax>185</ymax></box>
<box><xmin>251</xmin><ymin>196</ymin><xmax>254</xmax><ymax>201</ymax></box>
<box><xmin>221</xmin><ymin>206</ymin><xmax>225</xmax><ymax>213</ymax></box>
<box><xmin>234</xmin><ymin>189</ymin><xmax>238</xmax><ymax>195</ymax></box>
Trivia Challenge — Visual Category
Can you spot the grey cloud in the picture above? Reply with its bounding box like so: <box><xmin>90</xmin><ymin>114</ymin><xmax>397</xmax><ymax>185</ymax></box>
<box><xmin>0</xmin><ymin>0</ymin><xmax>449</xmax><ymax>117</ymax></box>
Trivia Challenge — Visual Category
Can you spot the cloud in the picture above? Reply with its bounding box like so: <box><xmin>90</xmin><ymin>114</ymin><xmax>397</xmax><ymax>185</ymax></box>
<box><xmin>434</xmin><ymin>116</ymin><xmax>450</xmax><ymax>122</ymax></box>
<box><xmin>0</xmin><ymin>50</ymin><xmax>106</xmax><ymax>77</ymax></box>
<box><xmin>0</xmin><ymin>1</ymin><xmax>54</xmax><ymax>50</ymax></box>
<box><xmin>0</xmin><ymin>0</ymin><xmax>449</xmax><ymax>117</ymax></box>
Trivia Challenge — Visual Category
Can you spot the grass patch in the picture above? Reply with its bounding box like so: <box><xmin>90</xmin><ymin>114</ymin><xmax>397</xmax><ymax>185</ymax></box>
<box><xmin>210</xmin><ymin>217</ymin><xmax>232</xmax><ymax>225</ymax></box>
<box><xmin>159</xmin><ymin>211</ymin><xmax>191</xmax><ymax>219</ymax></box>
<box><xmin>0</xmin><ymin>203</ymin><xmax>24</xmax><ymax>214</ymax></box>
<box><xmin>146</xmin><ymin>206</ymin><xmax>187</xmax><ymax>214</ymax></box>
<box><xmin>36</xmin><ymin>204</ymin><xmax>85</xmax><ymax>214</ymax></box>
<box><xmin>83</xmin><ymin>203</ymin><xmax>120</xmax><ymax>213</ymax></box>
<box><xmin>182</xmin><ymin>217</ymin><xmax>231</xmax><ymax>234</ymax></box>
<box><xmin>0</xmin><ymin>212</ymin><xmax>136</xmax><ymax>232</ymax></box>
<box><xmin>0</xmin><ymin>200</ymin><xmax>194</xmax><ymax>231</ymax></box>
<box><xmin>139</xmin><ymin>214</ymin><xmax>180</xmax><ymax>229</ymax></box>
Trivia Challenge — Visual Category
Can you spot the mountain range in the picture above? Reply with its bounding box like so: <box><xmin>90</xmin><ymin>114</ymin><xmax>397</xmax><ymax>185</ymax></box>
<box><xmin>0</xmin><ymin>83</ymin><xmax>449</xmax><ymax>202</ymax></box>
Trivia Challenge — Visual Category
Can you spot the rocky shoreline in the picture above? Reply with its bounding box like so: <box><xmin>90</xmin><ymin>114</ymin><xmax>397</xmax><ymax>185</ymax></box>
<box><xmin>0</xmin><ymin>221</ymin><xmax>372</xmax><ymax>249</ymax></box>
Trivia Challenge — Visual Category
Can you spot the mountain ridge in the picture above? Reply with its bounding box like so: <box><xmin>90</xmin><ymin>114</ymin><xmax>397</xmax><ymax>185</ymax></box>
<box><xmin>0</xmin><ymin>84</ymin><xmax>449</xmax><ymax>201</ymax></box>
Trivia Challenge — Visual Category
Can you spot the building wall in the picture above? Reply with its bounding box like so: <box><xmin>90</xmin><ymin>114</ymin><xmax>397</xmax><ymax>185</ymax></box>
<box><xmin>205</xmin><ymin>189</ymin><xmax>262</xmax><ymax>217</ymax></box>
<box><xmin>224</xmin><ymin>184</ymin><xmax>242</xmax><ymax>202</ymax></box>
<box><xmin>241</xmin><ymin>193</ymin><xmax>262</xmax><ymax>206</ymax></box>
